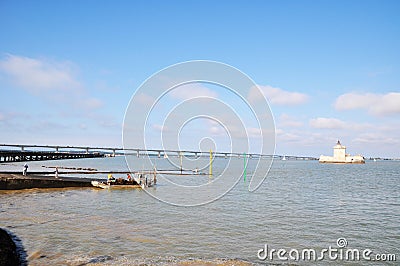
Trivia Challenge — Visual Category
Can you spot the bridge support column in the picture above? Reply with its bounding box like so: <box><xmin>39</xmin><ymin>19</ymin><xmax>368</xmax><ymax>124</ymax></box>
<box><xmin>136</xmin><ymin>150</ymin><xmax>140</xmax><ymax>157</ymax></box>
<box><xmin>21</xmin><ymin>146</ymin><xmax>25</xmax><ymax>152</ymax></box>
<box><xmin>158</xmin><ymin>151</ymin><xmax>161</xmax><ymax>158</ymax></box>
<box><xmin>86</xmin><ymin>148</ymin><xmax>89</xmax><ymax>154</ymax></box>
<box><xmin>179</xmin><ymin>152</ymin><xmax>183</xmax><ymax>173</ymax></box>
<box><xmin>112</xmin><ymin>149</ymin><xmax>116</xmax><ymax>157</ymax></box>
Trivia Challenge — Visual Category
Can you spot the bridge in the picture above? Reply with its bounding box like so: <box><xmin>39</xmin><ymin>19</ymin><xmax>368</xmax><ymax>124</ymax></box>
<box><xmin>0</xmin><ymin>144</ymin><xmax>317</xmax><ymax>163</ymax></box>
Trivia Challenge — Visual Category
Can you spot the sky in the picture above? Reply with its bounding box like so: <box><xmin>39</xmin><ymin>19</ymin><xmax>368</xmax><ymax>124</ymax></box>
<box><xmin>0</xmin><ymin>0</ymin><xmax>399</xmax><ymax>157</ymax></box>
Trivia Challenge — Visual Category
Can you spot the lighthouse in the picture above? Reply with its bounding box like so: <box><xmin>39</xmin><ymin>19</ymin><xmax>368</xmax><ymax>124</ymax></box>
<box><xmin>319</xmin><ymin>140</ymin><xmax>365</xmax><ymax>164</ymax></box>
<box><xmin>333</xmin><ymin>140</ymin><xmax>346</xmax><ymax>161</ymax></box>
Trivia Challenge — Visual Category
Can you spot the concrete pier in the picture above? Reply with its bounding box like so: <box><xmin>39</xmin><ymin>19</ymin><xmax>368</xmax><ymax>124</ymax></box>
<box><xmin>0</xmin><ymin>173</ymin><xmax>103</xmax><ymax>190</ymax></box>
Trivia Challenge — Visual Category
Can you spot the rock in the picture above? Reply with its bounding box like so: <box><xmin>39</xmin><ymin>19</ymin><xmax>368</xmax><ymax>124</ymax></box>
<box><xmin>0</xmin><ymin>228</ymin><xmax>19</xmax><ymax>266</ymax></box>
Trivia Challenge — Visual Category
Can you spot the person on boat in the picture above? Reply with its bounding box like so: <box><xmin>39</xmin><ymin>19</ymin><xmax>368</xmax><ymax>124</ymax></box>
<box><xmin>138</xmin><ymin>174</ymin><xmax>144</xmax><ymax>186</ymax></box>
<box><xmin>127</xmin><ymin>173</ymin><xmax>132</xmax><ymax>181</ymax></box>
<box><xmin>107</xmin><ymin>174</ymin><xmax>115</xmax><ymax>184</ymax></box>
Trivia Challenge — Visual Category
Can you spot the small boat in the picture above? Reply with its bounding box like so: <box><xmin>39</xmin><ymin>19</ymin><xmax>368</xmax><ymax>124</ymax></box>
<box><xmin>91</xmin><ymin>180</ymin><xmax>142</xmax><ymax>189</ymax></box>
<box><xmin>91</xmin><ymin>173</ymin><xmax>156</xmax><ymax>189</ymax></box>
<box><xmin>91</xmin><ymin>181</ymin><xmax>111</xmax><ymax>189</ymax></box>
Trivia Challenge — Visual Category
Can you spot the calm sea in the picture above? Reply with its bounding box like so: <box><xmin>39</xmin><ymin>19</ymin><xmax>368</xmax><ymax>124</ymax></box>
<box><xmin>0</xmin><ymin>157</ymin><xmax>399</xmax><ymax>265</ymax></box>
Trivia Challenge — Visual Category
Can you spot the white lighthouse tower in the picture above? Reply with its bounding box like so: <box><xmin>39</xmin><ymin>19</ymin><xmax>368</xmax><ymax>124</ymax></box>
<box><xmin>333</xmin><ymin>140</ymin><xmax>346</xmax><ymax>161</ymax></box>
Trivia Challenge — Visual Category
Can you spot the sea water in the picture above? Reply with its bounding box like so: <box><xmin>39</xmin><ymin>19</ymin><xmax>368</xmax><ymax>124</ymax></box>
<box><xmin>0</xmin><ymin>157</ymin><xmax>399</xmax><ymax>265</ymax></box>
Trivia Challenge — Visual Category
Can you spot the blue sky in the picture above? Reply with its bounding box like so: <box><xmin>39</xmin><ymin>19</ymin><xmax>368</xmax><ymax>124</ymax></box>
<box><xmin>0</xmin><ymin>0</ymin><xmax>399</xmax><ymax>157</ymax></box>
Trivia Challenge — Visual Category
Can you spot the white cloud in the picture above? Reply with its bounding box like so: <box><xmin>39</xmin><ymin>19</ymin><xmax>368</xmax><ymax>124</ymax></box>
<box><xmin>135</xmin><ymin>92</ymin><xmax>156</xmax><ymax>106</ymax></box>
<box><xmin>209</xmin><ymin>126</ymin><xmax>223</xmax><ymax>135</ymax></box>
<box><xmin>275</xmin><ymin>128</ymin><xmax>302</xmax><ymax>142</ymax></box>
<box><xmin>353</xmin><ymin>133</ymin><xmax>400</xmax><ymax>145</ymax></box>
<box><xmin>309</xmin><ymin>117</ymin><xmax>347</xmax><ymax>129</ymax></box>
<box><xmin>152</xmin><ymin>124</ymin><xmax>168</xmax><ymax>132</ymax></box>
<box><xmin>0</xmin><ymin>111</ymin><xmax>30</xmax><ymax>124</ymax></box>
<box><xmin>0</xmin><ymin>54</ymin><xmax>80</xmax><ymax>93</ymax></box>
<box><xmin>309</xmin><ymin>117</ymin><xmax>371</xmax><ymax>131</ymax></box>
<box><xmin>278</xmin><ymin>113</ymin><xmax>303</xmax><ymax>128</ymax></box>
<box><xmin>169</xmin><ymin>83</ymin><xmax>218</xmax><ymax>101</ymax></box>
<box><xmin>0</xmin><ymin>54</ymin><xmax>103</xmax><ymax>111</ymax></box>
<box><xmin>334</xmin><ymin>92</ymin><xmax>400</xmax><ymax>116</ymax></box>
<box><xmin>84</xmin><ymin>98</ymin><xmax>104</xmax><ymax>109</ymax></box>
<box><xmin>205</xmin><ymin>120</ymin><xmax>227</xmax><ymax>136</ymax></box>
<box><xmin>97</xmin><ymin>119</ymin><xmax>120</xmax><ymax>129</ymax></box>
<box><xmin>246</xmin><ymin>127</ymin><xmax>262</xmax><ymax>138</ymax></box>
<box><xmin>79</xmin><ymin>123</ymin><xmax>87</xmax><ymax>130</ymax></box>
<box><xmin>248</xmin><ymin>85</ymin><xmax>309</xmax><ymax>106</ymax></box>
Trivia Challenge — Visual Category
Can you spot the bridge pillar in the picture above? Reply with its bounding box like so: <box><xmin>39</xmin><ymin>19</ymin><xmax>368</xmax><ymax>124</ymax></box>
<box><xmin>136</xmin><ymin>150</ymin><xmax>140</xmax><ymax>157</ymax></box>
<box><xmin>179</xmin><ymin>152</ymin><xmax>183</xmax><ymax>173</ymax></box>
<box><xmin>158</xmin><ymin>151</ymin><xmax>161</xmax><ymax>158</ymax></box>
<box><xmin>55</xmin><ymin>147</ymin><xmax>59</xmax><ymax>153</ymax></box>
<box><xmin>224</xmin><ymin>153</ymin><xmax>228</xmax><ymax>159</ymax></box>
<box><xmin>112</xmin><ymin>149</ymin><xmax>116</xmax><ymax>157</ymax></box>
<box><xmin>86</xmin><ymin>148</ymin><xmax>89</xmax><ymax>154</ymax></box>
<box><xmin>21</xmin><ymin>146</ymin><xmax>25</xmax><ymax>152</ymax></box>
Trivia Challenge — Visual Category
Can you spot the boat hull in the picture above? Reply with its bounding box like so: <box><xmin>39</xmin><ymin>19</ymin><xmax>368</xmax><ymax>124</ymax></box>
<box><xmin>91</xmin><ymin>181</ymin><xmax>141</xmax><ymax>189</ymax></box>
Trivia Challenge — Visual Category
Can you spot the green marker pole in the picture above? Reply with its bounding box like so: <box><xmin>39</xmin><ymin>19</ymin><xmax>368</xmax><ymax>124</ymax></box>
<box><xmin>243</xmin><ymin>152</ymin><xmax>247</xmax><ymax>182</ymax></box>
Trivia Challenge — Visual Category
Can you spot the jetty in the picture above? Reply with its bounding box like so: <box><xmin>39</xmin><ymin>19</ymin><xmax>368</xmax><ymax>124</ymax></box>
<box><xmin>0</xmin><ymin>173</ymin><xmax>105</xmax><ymax>190</ymax></box>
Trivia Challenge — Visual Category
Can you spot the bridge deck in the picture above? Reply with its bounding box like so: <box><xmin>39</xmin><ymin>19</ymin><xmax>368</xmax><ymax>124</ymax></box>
<box><xmin>0</xmin><ymin>143</ymin><xmax>318</xmax><ymax>161</ymax></box>
<box><xmin>0</xmin><ymin>150</ymin><xmax>104</xmax><ymax>163</ymax></box>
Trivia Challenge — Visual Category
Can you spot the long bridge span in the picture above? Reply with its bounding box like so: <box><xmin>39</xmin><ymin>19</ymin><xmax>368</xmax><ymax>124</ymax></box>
<box><xmin>0</xmin><ymin>144</ymin><xmax>317</xmax><ymax>163</ymax></box>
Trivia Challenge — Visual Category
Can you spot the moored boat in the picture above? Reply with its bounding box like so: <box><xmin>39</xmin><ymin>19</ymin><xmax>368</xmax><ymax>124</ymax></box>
<box><xmin>91</xmin><ymin>180</ymin><xmax>142</xmax><ymax>189</ymax></box>
<box><xmin>91</xmin><ymin>172</ymin><xmax>156</xmax><ymax>189</ymax></box>
<box><xmin>91</xmin><ymin>181</ymin><xmax>111</xmax><ymax>189</ymax></box>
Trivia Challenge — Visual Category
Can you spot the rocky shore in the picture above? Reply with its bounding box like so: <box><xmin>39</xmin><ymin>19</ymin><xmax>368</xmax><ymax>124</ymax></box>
<box><xmin>0</xmin><ymin>228</ymin><xmax>26</xmax><ymax>266</ymax></box>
